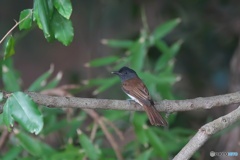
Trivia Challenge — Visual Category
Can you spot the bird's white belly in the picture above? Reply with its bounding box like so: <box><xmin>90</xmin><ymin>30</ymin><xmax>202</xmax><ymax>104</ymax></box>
<box><xmin>126</xmin><ymin>93</ymin><xmax>143</xmax><ymax>106</ymax></box>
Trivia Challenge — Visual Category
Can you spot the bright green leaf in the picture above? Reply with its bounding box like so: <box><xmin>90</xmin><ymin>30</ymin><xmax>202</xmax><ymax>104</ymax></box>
<box><xmin>34</xmin><ymin>0</ymin><xmax>53</xmax><ymax>40</ymax></box>
<box><xmin>4</xmin><ymin>35</ymin><xmax>15</xmax><ymax>59</ymax></box>
<box><xmin>101</xmin><ymin>39</ymin><xmax>134</xmax><ymax>48</ymax></box>
<box><xmin>28</xmin><ymin>65</ymin><xmax>54</xmax><ymax>91</ymax></box>
<box><xmin>51</xmin><ymin>11</ymin><xmax>73</xmax><ymax>46</ymax></box>
<box><xmin>78</xmin><ymin>130</ymin><xmax>101</xmax><ymax>160</ymax></box>
<box><xmin>4</xmin><ymin>92</ymin><xmax>44</xmax><ymax>134</ymax></box>
<box><xmin>151</xmin><ymin>18</ymin><xmax>181</xmax><ymax>41</ymax></box>
<box><xmin>19</xmin><ymin>9</ymin><xmax>33</xmax><ymax>30</ymax></box>
<box><xmin>16</xmin><ymin>130</ymin><xmax>55</xmax><ymax>156</ymax></box>
<box><xmin>53</xmin><ymin>0</ymin><xmax>72</xmax><ymax>19</ymax></box>
<box><xmin>86</xmin><ymin>56</ymin><xmax>119</xmax><ymax>67</ymax></box>
<box><xmin>3</xmin><ymin>99</ymin><xmax>14</xmax><ymax>130</ymax></box>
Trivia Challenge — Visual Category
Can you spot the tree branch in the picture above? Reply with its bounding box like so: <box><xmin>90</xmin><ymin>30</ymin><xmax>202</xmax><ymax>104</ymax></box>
<box><xmin>173</xmin><ymin>105</ymin><xmax>240</xmax><ymax>160</ymax></box>
<box><xmin>8</xmin><ymin>91</ymin><xmax>240</xmax><ymax>112</ymax></box>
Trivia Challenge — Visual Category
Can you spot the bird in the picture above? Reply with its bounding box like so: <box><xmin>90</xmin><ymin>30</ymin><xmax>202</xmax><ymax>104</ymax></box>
<box><xmin>112</xmin><ymin>66</ymin><xmax>167</xmax><ymax>126</ymax></box>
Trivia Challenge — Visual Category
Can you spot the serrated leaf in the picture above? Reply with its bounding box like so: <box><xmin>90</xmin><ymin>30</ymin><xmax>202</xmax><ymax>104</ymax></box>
<box><xmin>28</xmin><ymin>65</ymin><xmax>54</xmax><ymax>91</ymax></box>
<box><xmin>151</xmin><ymin>18</ymin><xmax>181</xmax><ymax>41</ymax></box>
<box><xmin>16</xmin><ymin>131</ymin><xmax>55</xmax><ymax>156</ymax></box>
<box><xmin>101</xmin><ymin>39</ymin><xmax>134</xmax><ymax>48</ymax></box>
<box><xmin>51</xmin><ymin>10</ymin><xmax>73</xmax><ymax>46</ymax></box>
<box><xmin>19</xmin><ymin>9</ymin><xmax>33</xmax><ymax>30</ymax></box>
<box><xmin>4</xmin><ymin>35</ymin><xmax>15</xmax><ymax>59</ymax></box>
<box><xmin>53</xmin><ymin>0</ymin><xmax>72</xmax><ymax>19</ymax></box>
<box><xmin>86</xmin><ymin>56</ymin><xmax>119</xmax><ymax>67</ymax></box>
<box><xmin>3</xmin><ymin>92</ymin><xmax>43</xmax><ymax>134</ymax></box>
<box><xmin>78</xmin><ymin>130</ymin><xmax>101</xmax><ymax>160</ymax></box>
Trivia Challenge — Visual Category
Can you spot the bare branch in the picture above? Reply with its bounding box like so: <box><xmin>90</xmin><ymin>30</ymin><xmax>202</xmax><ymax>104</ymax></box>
<box><xmin>15</xmin><ymin>91</ymin><xmax>240</xmax><ymax>113</ymax></box>
<box><xmin>173</xmin><ymin>106</ymin><xmax>240</xmax><ymax>160</ymax></box>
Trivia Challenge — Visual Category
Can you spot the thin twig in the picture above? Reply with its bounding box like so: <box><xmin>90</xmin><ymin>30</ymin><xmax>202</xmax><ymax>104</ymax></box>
<box><xmin>173</xmin><ymin>106</ymin><xmax>240</xmax><ymax>160</ymax></box>
<box><xmin>102</xmin><ymin>117</ymin><xmax>124</xmax><ymax>140</ymax></box>
<box><xmin>85</xmin><ymin>109</ymin><xmax>123</xmax><ymax>160</ymax></box>
<box><xmin>0</xmin><ymin>127</ymin><xmax>11</xmax><ymax>150</ymax></box>
<box><xmin>0</xmin><ymin>10</ymin><xmax>32</xmax><ymax>44</ymax></box>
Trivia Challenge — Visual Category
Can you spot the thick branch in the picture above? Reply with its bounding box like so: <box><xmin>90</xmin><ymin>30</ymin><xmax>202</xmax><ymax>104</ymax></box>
<box><xmin>24</xmin><ymin>91</ymin><xmax>240</xmax><ymax>112</ymax></box>
<box><xmin>173</xmin><ymin>106</ymin><xmax>240</xmax><ymax>160</ymax></box>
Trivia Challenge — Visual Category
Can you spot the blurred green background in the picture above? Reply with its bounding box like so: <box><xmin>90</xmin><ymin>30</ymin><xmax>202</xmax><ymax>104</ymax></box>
<box><xmin>0</xmin><ymin>0</ymin><xmax>240</xmax><ymax>159</ymax></box>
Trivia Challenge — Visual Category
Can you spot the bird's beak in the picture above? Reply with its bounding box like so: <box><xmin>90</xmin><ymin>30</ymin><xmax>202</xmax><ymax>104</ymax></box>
<box><xmin>111</xmin><ymin>71</ymin><xmax>119</xmax><ymax>75</ymax></box>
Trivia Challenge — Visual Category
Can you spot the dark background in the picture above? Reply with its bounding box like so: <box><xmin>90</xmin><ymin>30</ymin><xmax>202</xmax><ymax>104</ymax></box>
<box><xmin>1</xmin><ymin>0</ymin><xmax>240</xmax><ymax>159</ymax></box>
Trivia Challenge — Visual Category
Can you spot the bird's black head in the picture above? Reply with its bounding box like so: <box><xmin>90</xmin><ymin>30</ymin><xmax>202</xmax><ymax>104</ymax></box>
<box><xmin>111</xmin><ymin>66</ymin><xmax>138</xmax><ymax>82</ymax></box>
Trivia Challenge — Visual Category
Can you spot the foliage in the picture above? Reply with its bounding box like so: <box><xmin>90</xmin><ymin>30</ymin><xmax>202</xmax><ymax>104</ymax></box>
<box><xmin>0</xmin><ymin>2</ymin><xmax>195</xmax><ymax>160</ymax></box>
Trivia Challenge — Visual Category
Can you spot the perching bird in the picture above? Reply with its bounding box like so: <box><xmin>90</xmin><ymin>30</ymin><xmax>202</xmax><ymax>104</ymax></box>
<box><xmin>112</xmin><ymin>66</ymin><xmax>167</xmax><ymax>126</ymax></box>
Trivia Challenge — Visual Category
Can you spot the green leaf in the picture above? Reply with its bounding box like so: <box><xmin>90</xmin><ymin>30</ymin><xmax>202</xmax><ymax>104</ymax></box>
<box><xmin>136</xmin><ymin>149</ymin><xmax>153</xmax><ymax>160</ymax></box>
<box><xmin>86</xmin><ymin>56</ymin><xmax>119</xmax><ymax>67</ymax></box>
<box><xmin>93</xmin><ymin>77</ymin><xmax>118</xmax><ymax>95</ymax></box>
<box><xmin>19</xmin><ymin>9</ymin><xmax>33</xmax><ymax>30</ymax></box>
<box><xmin>4</xmin><ymin>92</ymin><xmax>43</xmax><ymax>134</ymax></box>
<box><xmin>151</xmin><ymin>18</ymin><xmax>181</xmax><ymax>41</ymax></box>
<box><xmin>78</xmin><ymin>130</ymin><xmax>101</xmax><ymax>160</ymax></box>
<box><xmin>129</xmin><ymin>39</ymin><xmax>147</xmax><ymax>71</ymax></box>
<box><xmin>101</xmin><ymin>39</ymin><xmax>134</xmax><ymax>48</ymax></box>
<box><xmin>16</xmin><ymin>130</ymin><xmax>55</xmax><ymax>156</ymax></box>
<box><xmin>51</xmin><ymin>10</ymin><xmax>73</xmax><ymax>46</ymax></box>
<box><xmin>42</xmin><ymin>71</ymin><xmax>62</xmax><ymax>90</ymax></box>
<box><xmin>155</xmin><ymin>40</ymin><xmax>182</xmax><ymax>71</ymax></box>
<box><xmin>0</xmin><ymin>92</ymin><xmax>3</xmax><ymax>102</ymax></box>
<box><xmin>133</xmin><ymin>113</ymin><xmax>148</xmax><ymax>144</ymax></box>
<box><xmin>146</xmin><ymin>129</ymin><xmax>168</xmax><ymax>158</ymax></box>
<box><xmin>34</xmin><ymin>0</ymin><xmax>53</xmax><ymax>40</ymax></box>
<box><xmin>2</xmin><ymin>58</ymin><xmax>21</xmax><ymax>92</ymax></box>
<box><xmin>3</xmin><ymin>98</ymin><xmax>14</xmax><ymax>130</ymax></box>
<box><xmin>50</xmin><ymin>144</ymin><xmax>85</xmax><ymax>160</ymax></box>
<box><xmin>4</xmin><ymin>35</ymin><xmax>15</xmax><ymax>59</ymax></box>
<box><xmin>2</xmin><ymin>146</ymin><xmax>22</xmax><ymax>160</ymax></box>
<box><xmin>140</xmin><ymin>72</ymin><xmax>176</xmax><ymax>85</ymax></box>
<box><xmin>28</xmin><ymin>65</ymin><xmax>54</xmax><ymax>91</ymax></box>
<box><xmin>53</xmin><ymin>0</ymin><xmax>72</xmax><ymax>19</ymax></box>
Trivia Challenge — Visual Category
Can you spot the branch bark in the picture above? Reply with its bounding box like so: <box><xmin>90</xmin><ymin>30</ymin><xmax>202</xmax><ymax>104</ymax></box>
<box><xmin>3</xmin><ymin>91</ymin><xmax>239</xmax><ymax>113</ymax></box>
<box><xmin>173</xmin><ymin>106</ymin><xmax>240</xmax><ymax>160</ymax></box>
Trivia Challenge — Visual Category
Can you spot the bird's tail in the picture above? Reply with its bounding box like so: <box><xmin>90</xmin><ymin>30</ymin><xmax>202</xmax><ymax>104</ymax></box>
<box><xmin>143</xmin><ymin>105</ymin><xmax>168</xmax><ymax>126</ymax></box>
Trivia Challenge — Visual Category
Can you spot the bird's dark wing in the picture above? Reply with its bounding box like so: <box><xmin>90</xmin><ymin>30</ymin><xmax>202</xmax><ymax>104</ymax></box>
<box><xmin>122</xmin><ymin>78</ymin><xmax>153</xmax><ymax>106</ymax></box>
